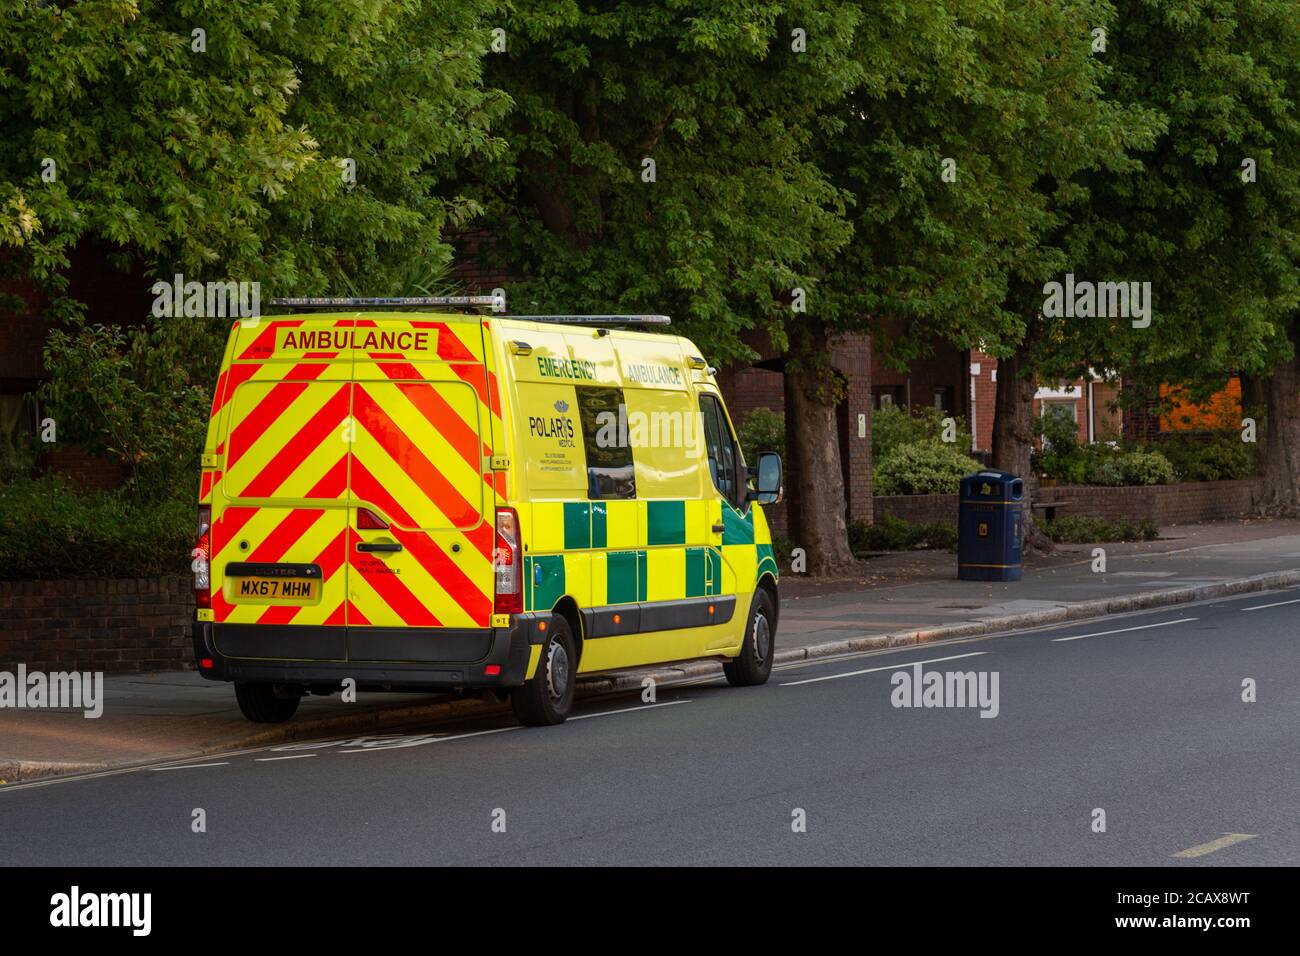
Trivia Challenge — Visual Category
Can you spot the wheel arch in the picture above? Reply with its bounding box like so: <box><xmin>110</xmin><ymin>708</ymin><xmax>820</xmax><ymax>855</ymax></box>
<box><xmin>550</xmin><ymin>595</ymin><xmax>584</xmax><ymax>669</ymax></box>
<box><xmin>756</xmin><ymin>572</ymin><xmax>779</xmax><ymax>630</ymax></box>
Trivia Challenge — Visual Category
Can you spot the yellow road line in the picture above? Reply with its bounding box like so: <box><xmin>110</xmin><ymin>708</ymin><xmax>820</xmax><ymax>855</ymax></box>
<box><xmin>1171</xmin><ymin>833</ymin><xmax>1257</xmax><ymax>859</ymax></box>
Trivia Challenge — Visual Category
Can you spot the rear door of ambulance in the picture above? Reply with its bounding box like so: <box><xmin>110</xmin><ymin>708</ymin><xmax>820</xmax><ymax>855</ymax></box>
<box><xmin>344</xmin><ymin>316</ymin><xmax>499</xmax><ymax>663</ymax></box>
<box><xmin>210</xmin><ymin>318</ymin><xmax>354</xmax><ymax>661</ymax></box>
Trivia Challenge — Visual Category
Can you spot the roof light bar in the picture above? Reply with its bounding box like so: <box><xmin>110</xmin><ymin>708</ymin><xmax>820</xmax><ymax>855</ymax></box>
<box><xmin>269</xmin><ymin>296</ymin><xmax>500</xmax><ymax>309</ymax></box>
<box><xmin>506</xmin><ymin>314</ymin><xmax>671</xmax><ymax>326</ymax></box>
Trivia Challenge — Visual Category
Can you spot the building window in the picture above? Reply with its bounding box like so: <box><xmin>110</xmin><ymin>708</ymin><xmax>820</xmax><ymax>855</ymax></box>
<box><xmin>873</xmin><ymin>385</ymin><xmax>905</xmax><ymax>409</ymax></box>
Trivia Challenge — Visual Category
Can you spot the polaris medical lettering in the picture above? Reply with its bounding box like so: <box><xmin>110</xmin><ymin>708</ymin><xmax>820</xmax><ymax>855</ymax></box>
<box><xmin>49</xmin><ymin>886</ymin><xmax>151</xmax><ymax>936</ymax></box>
<box><xmin>277</xmin><ymin>328</ymin><xmax>435</xmax><ymax>352</ymax></box>
<box><xmin>536</xmin><ymin>355</ymin><xmax>597</xmax><ymax>380</ymax></box>
<box><xmin>529</xmin><ymin>413</ymin><xmax>576</xmax><ymax>447</ymax></box>
<box><xmin>625</xmin><ymin>362</ymin><xmax>682</xmax><ymax>385</ymax></box>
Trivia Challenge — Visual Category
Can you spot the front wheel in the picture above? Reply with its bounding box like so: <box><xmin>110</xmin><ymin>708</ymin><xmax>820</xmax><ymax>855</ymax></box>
<box><xmin>510</xmin><ymin>615</ymin><xmax>577</xmax><ymax>726</ymax></box>
<box><xmin>724</xmin><ymin>589</ymin><xmax>776</xmax><ymax>687</ymax></box>
<box><xmin>234</xmin><ymin>682</ymin><xmax>301</xmax><ymax>723</ymax></box>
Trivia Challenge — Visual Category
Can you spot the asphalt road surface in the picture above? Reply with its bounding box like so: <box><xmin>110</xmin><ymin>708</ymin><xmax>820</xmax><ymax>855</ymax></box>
<box><xmin>2</xmin><ymin>589</ymin><xmax>1297</xmax><ymax>866</ymax></box>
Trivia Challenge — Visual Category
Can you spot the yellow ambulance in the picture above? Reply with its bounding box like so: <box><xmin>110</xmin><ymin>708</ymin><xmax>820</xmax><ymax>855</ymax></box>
<box><xmin>190</xmin><ymin>298</ymin><xmax>783</xmax><ymax>725</ymax></box>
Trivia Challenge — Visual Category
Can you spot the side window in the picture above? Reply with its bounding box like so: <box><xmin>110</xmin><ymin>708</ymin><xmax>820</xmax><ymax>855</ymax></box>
<box><xmin>576</xmin><ymin>386</ymin><xmax>636</xmax><ymax>499</ymax></box>
<box><xmin>700</xmin><ymin>394</ymin><xmax>740</xmax><ymax>506</ymax></box>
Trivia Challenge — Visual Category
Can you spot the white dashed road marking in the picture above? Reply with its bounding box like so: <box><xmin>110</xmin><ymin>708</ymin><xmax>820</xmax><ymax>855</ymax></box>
<box><xmin>1050</xmin><ymin>618</ymin><xmax>1197</xmax><ymax>643</ymax></box>
<box><xmin>779</xmin><ymin>652</ymin><xmax>987</xmax><ymax>687</ymax></box>
<box><xmin>1171</xmin><ymin>833</ymin><xmax>1257</xmax><ymax>859</ymax></box>
<box><xmin>1241</xmin><ymin>597</ymin><xmax>1300</xmax><ymax>612</ymax></box>
<box><xmin>255</xmin><ymin>754</ymin><xmax>318</xmax><ymax>762</ymax></box>
<box><xmin>150</xmin><ymin>762</ymin><xmax>229</xmax><ymax>772</ymax></box>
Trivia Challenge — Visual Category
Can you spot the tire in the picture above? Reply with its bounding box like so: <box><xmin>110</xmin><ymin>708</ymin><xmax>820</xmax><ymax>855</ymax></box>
<box><xmin>234</xmin><ymin>682</ymin><xmax>301</xmax><ymax>723</ymax></box>
<box><xmin>724</xmin><ymin>588</ymin><xmax>776</xmax><ymax>687</ymax></box>
<box><xmin>510</xmin><ymin>614</ymin><xmax>577</xmax><ymax>726</ymax></box>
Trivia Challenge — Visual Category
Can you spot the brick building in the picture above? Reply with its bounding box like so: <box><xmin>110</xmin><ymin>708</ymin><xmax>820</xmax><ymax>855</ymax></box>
<box><xmin>1</xmin><ymin>245</ymin><xmax>148</xmax><ymax>489</ymax></box>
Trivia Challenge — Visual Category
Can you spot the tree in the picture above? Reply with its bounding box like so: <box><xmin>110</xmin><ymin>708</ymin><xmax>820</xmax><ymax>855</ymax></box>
<box><xmin>0</xmin><ymin>0</ymin><xmax>507</xmax><ymax>493</ymax></box>
<box><xmin>472</xmin><ymin>1</ymin><xmax>859</xmax><ymax>365</ymax></box>
<box><xmin>0</xmin><ymin>0</ymin><xmax>505</xmax><ymax>342</ymax></box>
<box><xmin>1016</xmin><ymin>0</ymin><xmax>1300</xmax><ymax>519</ymax></box>
<box><xmin>809</xmin><ymin>0</ymin><xmax>1155</xmax><ymax>561</ymax></box>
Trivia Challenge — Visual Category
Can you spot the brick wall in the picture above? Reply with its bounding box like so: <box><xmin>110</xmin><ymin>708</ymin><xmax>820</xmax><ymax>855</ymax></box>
<box><xmin>832</xmin><ymin>335</ymin><xmax>873</xmax><ymax>526</ymax></box>
<box><xmin>0</xmin><ymin>576</ymin><xmax>194</xmax><ymax>672</ymax></box>
<box><xmin>1035</xmin><ymin>479</ymin><xmax>1261</xmax><ymax>525</ymax></box>
<box><xmin>874</xmin><ymin>479</ymin><xmax>1262</xmax><ymax>527</ymax></box>
<box><xmin>971</xmin><ymin>349</ymin><xmax>997</xmax><ymax>452</ymax></box>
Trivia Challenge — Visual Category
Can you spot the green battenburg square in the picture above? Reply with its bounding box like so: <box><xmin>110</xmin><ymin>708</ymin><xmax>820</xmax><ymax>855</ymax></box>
<box><xmin>686</xmin><ymin>547</ymin><xmax>707</xmax><ymax>597</ymax></box>
<box><xmin>530</xmin><ymin>554</ymin><xmax>566</xmax><ymax>611</ymax></box>
<box><xmin>707</xmin><ymin>547</ymin><xmax>722</xmax><ymax>596</ymax></box>
<box><xmin>563</xmin><ymin>502</ymin><xmax>591</xmax><ymax>550</ymax></box>
<box><xmin>637</xmin><ymin>550</ymin><xmax>648</xmax><ymax>602</ymax></box>
<box><xmin>722</xmin><ymin>503</ymin><xmax>754</xmax><ymax>545</ymax></box>
<box><xmin>607</xmin><ymin>550</ymin><xmax>638</xmax><ymax>604</ymax></box>
<box><xmin>646</xmin><ymin>500</ymin><xmax>686</xmax><ymax>545</ymax></box>
<box><xmin>591</xmin><ymin>502</ymin><xmax>607</xmax><ymax>548</ymax></box>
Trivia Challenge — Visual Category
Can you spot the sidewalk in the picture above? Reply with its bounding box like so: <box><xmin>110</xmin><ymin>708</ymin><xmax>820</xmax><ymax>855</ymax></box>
<box><xmin>4</xmin><ymin>518</ymin><xmax>1299</xmax><ymax>784</ymax></box>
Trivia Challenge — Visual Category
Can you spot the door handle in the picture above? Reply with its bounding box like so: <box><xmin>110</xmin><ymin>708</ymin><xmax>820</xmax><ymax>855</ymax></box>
<box><xmin>356</xmin><ymin>541</ymin><xmax>403</xmax><ymax>553</ymax></box>
<box><xmin>712</xmin><ymin>522</ymin><xmax>725</xmax><ymax>533</ymax></box>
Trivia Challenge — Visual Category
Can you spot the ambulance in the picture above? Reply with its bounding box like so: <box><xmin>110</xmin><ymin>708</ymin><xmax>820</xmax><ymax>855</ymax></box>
<box><xmin>190</xmin><ymin>297</ymin><xmax>783</xmax><ymax>726</ymax></box>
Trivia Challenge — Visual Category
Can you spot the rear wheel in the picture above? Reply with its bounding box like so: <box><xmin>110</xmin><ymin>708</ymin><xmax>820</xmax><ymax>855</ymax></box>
<box><xmin>234</xmin><ymin>682</ymin><xmax>301</xmax><ymax>723</ymax></box>
<box><xmin>724</xmin><ymin>589</ymin><xmax>775</xmax><ymax>687</ymax></box>
<box><xmin>510</xmin><ymin>615</ymin><xmax>576</xmax><ymax>726</ymax></box>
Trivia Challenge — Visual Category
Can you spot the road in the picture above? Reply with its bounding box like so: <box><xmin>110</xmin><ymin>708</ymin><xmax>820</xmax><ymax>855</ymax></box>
<box><xmin>2</xmin><ymin>589</ymin><xmax>1297</xmax><ymax>866</ymax></box>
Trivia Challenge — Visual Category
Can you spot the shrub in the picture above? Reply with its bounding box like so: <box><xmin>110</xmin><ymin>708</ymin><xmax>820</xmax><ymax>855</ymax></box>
<box><xmin>41</xmin><ymin>318</ymin><xmax>213</xmax><ymax>502</ymax></box>
<box><xmin>1154</xmin><ymin>433</ymin><xmax>1257</xmax><ymax>481</ymax></box>
<box><xmin>0</xmin><ymin>476</ymin><xmax>194</xmax><ymax>580</ymax></box>
<box><xmin>872</xmin><ymin>404</ymin><xmax>969</xmax><ymax>461</ymax></box>
<box><xmin>1043</xmin><ymin>515</ymin><xmax>1159</xmax><ymax>543</ymax></box>
<box><xmin>737</xmin><ymin>408</ymin><xmax>785</xmax><ymax>465</ymax></box>
<box><xmin>1033</xmin><ymin>405</ymin><xmax>1085</xmax><ymax>481</ymax></box>
<box><xmin>1117</xmin><ymin>450</ymin><xmax>1176</xmax><ymax>485</ymax></box>
<box><xmin>850</xmin><ymin>513</ymin><xmax>958</xmax><ymax>553</ymax></box>
<box><xmin>874</xmin><ymin>440</ymin><xmax>977</xmax><ymax>495</ymax></box>
<box><xmin>1087</xmin><ymin>454</ymin><xmax>1127</xmax><ymax>486</ymax></box>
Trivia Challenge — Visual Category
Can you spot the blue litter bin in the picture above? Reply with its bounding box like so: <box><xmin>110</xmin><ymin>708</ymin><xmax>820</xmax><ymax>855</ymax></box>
<box><xmin>958</xmin><ymin>470</ymin><xmax>1024</xmax><ymax>581</ymax></box>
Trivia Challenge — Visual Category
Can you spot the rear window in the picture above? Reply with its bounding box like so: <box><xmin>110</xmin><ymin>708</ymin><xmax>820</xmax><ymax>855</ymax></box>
<box><xmin>349</xmin><ymin>379</ymin><xmax>484</xmax><ymax>529</ymax></box>
<box><xmin>222</xmin><ymin>380</ymin><xmax>352</xmax><ymax>501</ymax></box>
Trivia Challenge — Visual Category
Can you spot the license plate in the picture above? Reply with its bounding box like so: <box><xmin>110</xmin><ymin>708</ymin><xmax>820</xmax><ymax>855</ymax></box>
<box><xmin>230</xmin><ymin>576</ymin><xmax>319</xmax><ymax>604</ymax></box>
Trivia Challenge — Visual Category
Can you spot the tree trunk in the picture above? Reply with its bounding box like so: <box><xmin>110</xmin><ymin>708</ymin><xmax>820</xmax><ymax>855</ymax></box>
<box><xmin>1259</xmin><ymin>319</ymin><xmax>1300</xmax><ymax>515</ymax></box>
<box><xmin>991</xmin><ymin>333</ymin><xmax>1053</xmax><ymax>552</ymax></box>
<box><xmin>785</xmin><ymin>329</ymin><xmax>859</xmax><ymax>576</ymax></box>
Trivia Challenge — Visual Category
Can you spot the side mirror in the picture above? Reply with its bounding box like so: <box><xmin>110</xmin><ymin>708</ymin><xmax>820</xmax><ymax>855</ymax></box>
<box><xmin>748</xmin><ymin>452</ymin><xmax>783</xmax><ymax>505</ymax></box>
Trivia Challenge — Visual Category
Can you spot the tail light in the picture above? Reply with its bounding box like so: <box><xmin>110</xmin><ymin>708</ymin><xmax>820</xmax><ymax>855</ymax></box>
<box><xmin>493</xmin><ymin>507</ymin><xmax>522</xmax><ymax>614</ymax></box>
<box><xmin>356</xmin><ymin>507</ymin><xmax>389</xmax><ymax>530</ymax></box>
<box><xmin>192</xmin><ymin>505</ymin><xmax>211</xmax><ymax>609</ymax></box>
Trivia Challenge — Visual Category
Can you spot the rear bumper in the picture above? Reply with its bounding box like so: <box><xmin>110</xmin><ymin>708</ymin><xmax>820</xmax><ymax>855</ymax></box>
<box><xmin>191</xmin><ymin>614</ymin><xmax>549</xmax><ymax>690</ymax></box>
